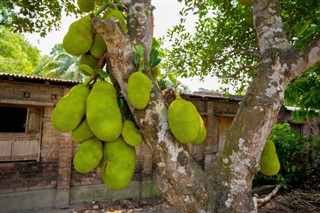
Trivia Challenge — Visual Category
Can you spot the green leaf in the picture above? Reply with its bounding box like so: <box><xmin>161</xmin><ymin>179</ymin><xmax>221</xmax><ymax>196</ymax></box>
<box><xmin>149</xmin><ymin>48</ymin><xmax>162</xmax><ymax>68</ymax></box>
<box><xmin>135</xmin><ymin>44</ymin><xmax>144</xmax><ymax>57</ymax></box>
<box><xmin>97</xmin><ymin>71</ymin><xmax>109</xmax><ymax>79</ymax></box>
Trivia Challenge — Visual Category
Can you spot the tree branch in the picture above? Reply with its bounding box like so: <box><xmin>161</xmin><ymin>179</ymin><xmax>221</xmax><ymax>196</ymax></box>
<box><xmin>256</xmin><ymin>184</ymin><xmax>282</xmax><ymax>207</ymax></box>
<box><xmin>289</xmin><ymin>36</ymin><xmax>320</xmax><ymax>80</ymax></box>
<box><xmin>253</xmin><ymin>0</ymin><xmax>290</xmax><ymax>55</ymax></box>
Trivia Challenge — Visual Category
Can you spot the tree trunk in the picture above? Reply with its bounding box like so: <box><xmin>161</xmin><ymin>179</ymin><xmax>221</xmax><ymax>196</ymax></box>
<box><xmin>93</xmin><ymin>0</ymin><xmax>320</xmax><ymax>212</ymax></box>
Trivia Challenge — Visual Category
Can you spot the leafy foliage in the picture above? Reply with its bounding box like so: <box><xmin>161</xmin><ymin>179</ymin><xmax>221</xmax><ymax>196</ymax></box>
<box><xmin>161</xmin><ymin>0</ymin><xmax>320</xmax><ymax>94</ymax></box>
<box><xmin>42</xmin><ymin>44</ymin><xmax>82</xmax><ymax>81</ymax></box>
<box><xmin>254</xmin><ymin>123</ymin><xmax>320</xmax><ymax>190</ymax></box>
<box><xmin>0</xmin><ymin>26</ymin><xmax>40</xmax><ymax>75</ymax></box>
<box><xmin>0</xmin><ymin>0</ymin><xmax>79</xmax><ymax>37</ymax></box>
<box><xmin>284</xmin><ymin>63</ymin><xmax>320</xmax><ymax>120</ymax></box>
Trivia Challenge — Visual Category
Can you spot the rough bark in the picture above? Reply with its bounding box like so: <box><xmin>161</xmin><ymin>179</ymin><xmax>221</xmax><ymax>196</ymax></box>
<box><xmin>92</xmin><ymin>0</ymin><xmax>320</xmax><ymax>212</ymax></box>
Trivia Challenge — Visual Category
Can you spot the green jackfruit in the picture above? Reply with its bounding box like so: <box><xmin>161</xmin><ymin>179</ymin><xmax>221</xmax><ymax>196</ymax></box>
<box><xmin>90</xmin><ymin>33</ymin><xmax>108</xmax><ymax>58</ymax></box>
<box><xmin>127</xmin><ymin>72</ymin><xmax>152</xmax><ymax>109</ymax></box>
<box><xmin>168</xmin><ymin>98</ymin><xmax>200</xmax><ymax>143</ymax></box>
<box><xmin>63</xmin><ymin>15</ymin><xmax>94</xmax><ymax>56</ymax></box>
<box><xmin>191</xmin><ymin>115</ymin><xmax>207</xmax><ymax>144</ymax></box>
<box><xmin>73</xmin><ymin>137</ymin><xmax>103</xmax><ymax>173</ymax></box>
<box><xmin>79</xmin><ymin>53</ymin><xmax>99</xmax><ymax>68</ymax></box>
<box><xmin>77</xmin><ymin>0</ymin><xmax>95</xmax><ymax>12</ymax></box>
<box><xmin>72</xmin><ymin>118</ymin><xmax>94</xmax><ymax>143</ymax></box>
<box><xmin>79</xmin><ymin>64</ymin><xmax>94</xmax><ymax>76</ymax></box>
<box><xmin>103</xmin><ymin>8</ymin><xmax>127</xmax><ymax>33</ymax></box>
<box><xmin>260</xmin><ymin>140</ymin><xmax>280</xmax><ymax>176</ymax></box>
<box><xmin>101</xmin><ymin>137</ymin><xmax>136</xmax><ymax>190</ymax></box>
<box><xmin>122</xmin><ymin>120</ymin><xmax>142</xmax><ymax>147</ymax></box>
<box><xmin>51</xmin><ymin>84</ymin><xmax>89</xmax><ymax>132</ymax></box>
<box><xmin>86</xmin><ymin>81</ymin><xmax>122</xmax><ymax>142</ymax></box>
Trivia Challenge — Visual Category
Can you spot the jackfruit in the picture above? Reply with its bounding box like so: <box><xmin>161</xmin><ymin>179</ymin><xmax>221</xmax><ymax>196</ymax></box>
<box><xmin>90</xmin><ymin>33</ymin><xmax>108</xmax><ymax>58</ymax></box>
<box><xmin>237</xmin><ymin>0</ymin><xmax>254</xmax><ymax>5</ymax></box>
<box><xmin>101</xmin><ymin>136</ymin><xmax>136</xmax><ymax>190</ymax></box>
<box><xmin>168</xmin><ymin>97</ymin><xmax>200</xmax><ymax>143</ymax></box>
<box><xmin>103</xmin><ymin>8</ymin><xmax>127</xmax><ymax>33</ymax></box>
<box><xmin>51</xmin><ymin>84</ymin><xmax>89</xmax><ymax>132</ymax></box>
<box><xmin>122</xmin><ymin>120</ymin><xmax>142</xmax><ymax>147</ymax></box>
<box><xmin>73</xmin><ymin>137</ymin><xmax>103</xmax><ymax>173</ymax></box>
<box><xmin>86</xmin><ymin>81</ymin><xmax>122</xmax><ymax>142</ymax></box>
<box><xmin>260</xmin><ymin>140</ymin><xmax>280</xmax><ymax>176</ymax></box>
<box><xmin>79</xmin><ymin>53</ymin><xmax>99</xmax><ymax>68</ymax></box>
<box><xmin>127</xmin><ymin>72</ymin><xmax>152</xmax><ymax>109</ymax></box>
<box><xmin>77</xmin><ymin>0</ymin><xmax>95</xmax><ymax>12</ymax></box>
<box><xmin>72</xmin><ymin>118</ymin><xmax>94</xmax><ymax>143</ymax></box>
<box><xmin>151</xmin><ymin>67</ymin><xmax>161</xmax><ymax>79</ymax></box>
<box><xmin>79</xmin><ymin>64</ymin><xmax>94</xmax><ymax>76</ymax></box>
<box><xmin>191</xmin><ymin>115</ymin><xmax>207</xmax><ymax>144</ymax></box>
<box><xmin>63</xmin><ymin>15</ymin><xmax>94</xmax><ymax>56</ymax></box>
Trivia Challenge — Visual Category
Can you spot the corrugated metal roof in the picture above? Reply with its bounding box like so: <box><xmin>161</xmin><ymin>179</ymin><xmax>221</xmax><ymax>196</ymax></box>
<box><xmin>0</xmin><ymin>73</ymin><xmax>81</xmax><ymax>86</ymax></box>
<box><xmin>0</xmin><ymin>73</ymin><xmax>243</xmax><ymax>101</ymax></box>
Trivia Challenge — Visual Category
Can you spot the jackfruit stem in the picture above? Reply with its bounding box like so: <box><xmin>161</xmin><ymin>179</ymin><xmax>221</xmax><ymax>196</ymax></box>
<box><xmin>173</xmin><ymin>89</ymin><xmax>181</xmax><ymax>100</ymax></box>
<box><xmin>93</xmin><ymin>2</ymin><xmax>108</xmax><ymax>16</ymax></box>
<box><xmin>83</xmin><ymin>76</ymin><xmax>95</xmax><ymax>87</ymax></box>
<box><xmin>138</xmin><ymin>57</ymin><xmax>144</xmax><ymax>73</ymax></box>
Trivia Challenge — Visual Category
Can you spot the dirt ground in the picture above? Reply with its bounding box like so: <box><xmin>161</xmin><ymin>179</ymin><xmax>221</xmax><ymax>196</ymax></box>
<box><xmin>23</xmin><ymin>189</ymin><xmax>320</xmax><ymax>213</ymax></box>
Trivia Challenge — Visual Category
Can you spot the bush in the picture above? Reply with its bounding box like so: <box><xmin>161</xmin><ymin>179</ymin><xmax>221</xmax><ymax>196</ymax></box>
<box><xmin>254</xmin><ymin>123</ymin><xmax>320</xmax><ymax>190</ymax></box>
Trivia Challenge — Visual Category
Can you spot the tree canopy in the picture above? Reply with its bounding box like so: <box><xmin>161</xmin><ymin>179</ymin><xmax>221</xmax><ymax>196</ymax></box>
<box><xmin>0</xmin><ymin>26</ymin><xmax>40</xmax><ymax>75</ymax></box>
<box><xmin>162</xmin><ymin>0</ymin><xmax>320</xmax><ymax>94</ymax></box>
<box><xmin>0</xmin><ymin>0</ymin><xmax>79</xmax><ymax>37</ymax></box>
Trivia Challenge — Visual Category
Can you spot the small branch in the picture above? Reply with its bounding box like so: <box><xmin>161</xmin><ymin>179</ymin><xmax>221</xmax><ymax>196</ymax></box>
<box><xmin>256</xmin><ymin>184</ymin><xmax>282</xmax><ymax>207</ymax></box>
<box><xmin>217</xmin><ymin>65</ymin><xmax>258</xmax><ymax>78</ymax></box>
<box><xmin>252</xmin><ymin>184</ymin><xmax>279</xmax><ymax>194</ymax></box>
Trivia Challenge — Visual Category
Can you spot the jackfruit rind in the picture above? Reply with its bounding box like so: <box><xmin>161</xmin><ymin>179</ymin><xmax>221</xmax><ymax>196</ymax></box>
<box><xmin>72</xmin><ymin>118</ymin><xmax>94</xmax><ymax>143</ymax></box>
<box><xmin>103</xmin><ymin>8</ymin><xmax>128</xmax><ymax>33</ymax></box>
<box><xmin>168</xmin><ymin>98</ymin><xmax>200</xmax><ymax>143</ymax></box>
<box><xmin>79</xmin><ymin>64</ymin><xmax>94</xmax><ymax>76</ymax></box>
<box><xmin>79</xmin><ymin>53</ymin><xmax>99</xmax><ymax>68</ymax></box>
<box><xmin>86</xmin><ymin>81</ymin><xmax>122</xmax><ymax>142</ymax></box>
<box><xmin>90</xmin><ymin>33</ymin><xmax>108</xmax><ymax>58</ymax></box>
<box><xmin>127</xmin><ymin>72</ymin><xmax>152</xmax><ymax>109</ymax></box>
<box><xmin>77</xmin><ymin>0</ymin><xmax>95</xmax><ymax>12</ymax></box>
<box><xmin>73</xmin><ymin>137</ymin><xmax>103</xmax><ymax>173</ymax></box>
<box><xmin>191</xmin><ymin>115</ymin><xmax>207</xmax><ymax>144</ymax></box>
<box><xmin>101</xmin><ymin>137</ymin><xmax>136</xmax><ymax>190</ymax></box>
<box><xmin>260</xmin><ymin>140</ymin><xmax>280</xmax><ymax>176</ymax></box>
<box><xmin>51</xmin><ymin>84</ymin><xmax>89</xmax><ymax>132</ymax></box>
<box><xmin>63</xmin><ymin>15</ymin><xmax>94</xmax><ymax>56</ymax></box>
<box><xmin>122</xmin><ymin>120</ymin><xmax>142</xmax><ymax>147</ymax></box>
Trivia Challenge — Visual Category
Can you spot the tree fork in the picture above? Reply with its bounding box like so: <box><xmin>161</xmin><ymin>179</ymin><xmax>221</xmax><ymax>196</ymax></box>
<box><xmin>92</xmin><ymin>1</ymin><xmax>213</xmax><ymax>212</ymax></box>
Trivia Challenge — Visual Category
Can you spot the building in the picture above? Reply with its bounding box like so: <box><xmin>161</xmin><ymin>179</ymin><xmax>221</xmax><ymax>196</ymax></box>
<box><xmin>0</xmin><ymin>73</ymin><xmax>318</xmax><ymax>212</ymax></box>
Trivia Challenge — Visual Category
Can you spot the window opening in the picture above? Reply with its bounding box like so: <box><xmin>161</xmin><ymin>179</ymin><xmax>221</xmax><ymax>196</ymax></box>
<box><xmin>0</xmin><ymin>106</ymin><xmax>27</xmax><ymax>133</ymax></box>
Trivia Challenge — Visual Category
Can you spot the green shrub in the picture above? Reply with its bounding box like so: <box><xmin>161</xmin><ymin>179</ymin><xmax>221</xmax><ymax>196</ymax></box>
<box><xmin>254</xmin><ymin>123</ymin><xmax>320</xmax><ymax>190</ymax></box>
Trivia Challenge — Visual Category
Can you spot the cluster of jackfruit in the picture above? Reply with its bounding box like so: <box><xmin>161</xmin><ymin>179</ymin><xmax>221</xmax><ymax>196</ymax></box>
<box><xmin>56</xmin><ymin>1</ymin><xmax>207</xmax><ymax>191</ymax></box>
<box><xmin>63</xmin><ymin>2</ymin><xmax>127</xmax><ymax>77</ymax></box>
<box><xmin>51</xmin><ymin>80</ymin><xmax>142</xmax><ymax>190</ymax></box>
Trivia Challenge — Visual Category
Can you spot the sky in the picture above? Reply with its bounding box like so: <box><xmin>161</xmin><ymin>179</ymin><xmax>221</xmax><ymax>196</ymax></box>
<box><xmin>24</xmin><ymin>0</ymin><xmax>223</xmax><ymax>92</ymax></box>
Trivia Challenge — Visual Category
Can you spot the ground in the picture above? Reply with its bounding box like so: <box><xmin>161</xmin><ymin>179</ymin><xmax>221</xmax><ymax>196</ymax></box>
<box><xmin>21</xmin><ymin>189</ymin><xmax>319</xmax><ymax>213</ymax></box>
